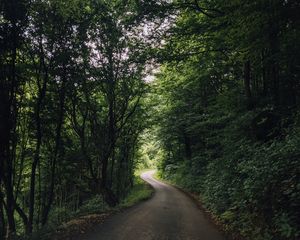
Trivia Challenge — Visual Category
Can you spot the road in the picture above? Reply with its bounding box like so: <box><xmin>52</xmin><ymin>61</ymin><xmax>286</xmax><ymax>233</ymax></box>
<box><xmin>79</xmin><ymin>170</ymin><xmax>226</xmax><ymax>240</ymax></box>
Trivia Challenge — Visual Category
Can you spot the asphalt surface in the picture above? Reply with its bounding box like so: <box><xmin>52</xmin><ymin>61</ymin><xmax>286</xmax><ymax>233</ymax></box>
<box><xmin>80</xmin><ymin>170</ymin><xmax>226</xmax><ymax>240</ymax></box>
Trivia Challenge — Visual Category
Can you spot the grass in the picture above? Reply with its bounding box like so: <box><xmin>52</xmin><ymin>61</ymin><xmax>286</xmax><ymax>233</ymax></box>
<box><xmin>153</xmin><ymin>170</ymin><xmax>162</xmax><ymax>181</ymax></box>
<box><xmin>119</xmin><ymin>173</ymin><xmax>154</xmax><ymax>208</ymax></box>
<box><xmin>27</xmin><ymin>171</ymin><xmax>154</xmax><ymax>240</ymax></box>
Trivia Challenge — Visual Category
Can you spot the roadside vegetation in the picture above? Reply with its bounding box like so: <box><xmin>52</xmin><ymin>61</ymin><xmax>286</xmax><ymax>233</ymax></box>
<box><xmin>1</xmin><ymin>0</ymin><xmax>159</xmax><ymax>238</ymax></box>
<box><xmin>27</xmin><ymin>173</ymin><xmax>153</xmax><ymax>240</ymax></box>
<box><xmin>119</xmin><ymin>174</ymin><xmax>154</xmax><ymax>209</ymax></box>
<box><xmin>1</xmin><ymin>1</ymin><xmax>299</xmax><ymax>240</ymax></box>
<box><xmin>146</xmin><ymin>1</ymin><xmax>300</xmax><ymax>239</ymax></box>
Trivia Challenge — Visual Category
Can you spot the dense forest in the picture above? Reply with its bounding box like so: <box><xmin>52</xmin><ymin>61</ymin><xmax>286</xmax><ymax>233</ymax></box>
<box><xmin>0</xmin><ymin>0</ymin><xmax>157</xmax><ymax>238</ymax></box>
<box><xmin>0</xmin><ymin>0</ymin><xmax>299</xmax><ymax>239</ymax></box>
<box><xmin>149</xmin><ymin>1</ymin><xmax>300</xmax><ymax>239</ymax></box>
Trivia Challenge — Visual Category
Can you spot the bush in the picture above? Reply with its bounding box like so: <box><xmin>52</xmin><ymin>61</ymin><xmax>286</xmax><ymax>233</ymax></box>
<box><xmin>160</xmin><ymin>111</ymin><xmax>300</xmax><ymax>240</ymax></box>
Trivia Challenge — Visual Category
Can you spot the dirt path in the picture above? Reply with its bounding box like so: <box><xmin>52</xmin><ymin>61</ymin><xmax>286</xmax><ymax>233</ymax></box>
<box><xmin>76</xmin><ymin>170</ymin><xmax>226</xmax><ymax>240</ymax></box>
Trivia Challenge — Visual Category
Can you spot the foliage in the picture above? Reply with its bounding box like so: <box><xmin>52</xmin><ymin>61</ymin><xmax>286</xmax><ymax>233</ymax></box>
<box><xmin>0</xmin><ymin>0</ymin><xmax>160</xmax><ymax>238</ymax></box>
<box><xmin>1</xmin><ymin>0</ymin><xmax>299</xmax><ymax>239</ymax></box>
<box><xmin>22</xmin><ymin>173</ymin><xmax>152</xmax><ymax>240</ymax></box>
<box><xmin>152</xmin><ymin>1</ymin><xmax>300</xmax><ymax>239</ymax></box>
<box><xmin>119</xmin><ymin>174</ymin><xmax>153</xmax><ymax>208</ymax></box>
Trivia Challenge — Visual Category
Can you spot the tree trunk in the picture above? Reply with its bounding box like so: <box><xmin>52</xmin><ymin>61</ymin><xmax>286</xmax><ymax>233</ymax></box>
<box><xmin>100</xmin><ymin>48</ymin><xmax>119</xmax><ymax>207</ymax></box>
<box><xmin>0</xmin><ymin>29</ymin><xmax>18</xmax><ymax>240</ymax></box>
<box><xmin>244</xmin><ymin>60</ymin><xmax>253</xmax><ymax>109</ymax></box>
<box><xmin>268</xmin><ymin>2</ymin><xmax>280</xmax><ymax>107</ymax></box>
<box><xmin>261</xmin><ymin>50</ymin><xmax>268</xmax><ymax>97</ymax></box>
<box><xmin>183</xmin><ymin>132</ymin><xmax>192</xmax><ymax>160</ymax></box>
<box><xmin>27</xmin><ymin>73</ymin><xmax>47</xmax><ymax>233</ymax></box>
<box><xmin>0</xmin><ymin>189</ymin><xmax>6</xmax><ymax>239</ymax></box>
<box><xmin>41</xmin><ymin>72</ymin><xmax>66</xmax><ymax>225</ymax></box>
<box><xmin>0</xmin><ymin>80</ymin><xmax>10</xmax><ymax>239</ymax></box>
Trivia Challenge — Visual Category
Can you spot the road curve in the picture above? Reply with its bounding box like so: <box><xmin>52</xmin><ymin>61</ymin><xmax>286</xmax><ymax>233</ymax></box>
<box><xmin>79</xmin><ymin>170</ymin><xmax>226</xmax><ymax>240</ymax></box>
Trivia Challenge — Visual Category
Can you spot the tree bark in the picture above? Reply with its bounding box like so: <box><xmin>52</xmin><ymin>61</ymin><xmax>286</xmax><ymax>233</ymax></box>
<box><xmin>268</xmin><ymin>1</ymin><xmax>280</xmax><ymax>107</ymax></box>
<box><xmin>261</xmin><ymin>50</ymin><xmax>268</xmax><ymax>97</ymax></box>
<box><xmin>0</xmin><ymin>189</ymin><xmax>6</xmax><ymax>239</ymax></box>
<box><xmin>244</xmin><ymin>60</ymin><xmax>253</xmax><ymax>109</ymax></box>
<box><xmin>100</xmin><ymin>47</ymin><xmax>119</xmax><ymax>207</ymax></box>
<box><xmin>183</xmin><ymin>132</ymin><xmax>192</xmax><ymax>160</ymax></box>
<box><xmin>27</xmin><ymin>67</ymin><xmax>47</xmax><ymax>233</ymax></box>
<box><xmin>41</xmin><ymin>70</ymin><xmax>66</xmax><ymax>225</ymax></box>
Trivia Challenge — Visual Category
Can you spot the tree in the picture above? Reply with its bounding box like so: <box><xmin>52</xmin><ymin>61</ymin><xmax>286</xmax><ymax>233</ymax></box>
<box><xmin>152</xmin><ymin>1</ymin><xmax>300</xmax><ymax>239</ymax></box>
<box><xmin>0</xmin><ymin>0</ymin><xmax>152</xmax><ymax>237</ymax></box>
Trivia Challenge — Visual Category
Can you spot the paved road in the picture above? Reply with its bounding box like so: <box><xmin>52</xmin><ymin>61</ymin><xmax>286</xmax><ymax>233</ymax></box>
<box><xmin>80</xmin><ymin>170</ymin><xmax>226</xmax><ymax>240</ymax></box>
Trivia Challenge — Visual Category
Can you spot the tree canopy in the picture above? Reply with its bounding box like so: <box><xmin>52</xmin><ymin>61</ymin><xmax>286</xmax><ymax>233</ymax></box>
<box><xmin>0</xmin><ymin>0</ymin><xmax>299</xmax><ymax>239</ymax></box>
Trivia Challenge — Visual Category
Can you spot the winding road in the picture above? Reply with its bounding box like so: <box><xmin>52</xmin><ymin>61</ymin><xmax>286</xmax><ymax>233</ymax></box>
<box><xmin>79</xmin><ymin>170</ymin><xmax>226</xmax><ymax>240</ymax></box>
